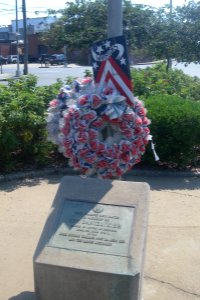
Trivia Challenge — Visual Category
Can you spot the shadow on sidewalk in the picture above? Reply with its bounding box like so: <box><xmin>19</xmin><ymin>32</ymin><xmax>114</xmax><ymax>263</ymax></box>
<box><xmin>126</xmin><ymin>175</ymin><xmax>200</xmax><ymax>191</ymax></box>
<box><xmin>9</xmin><ymin>291</ymin><xmax>36</xmax><ymax>300</ymax></box>
<box><xmin>0</xmin><ymin>172</ymin><xmax>200</xmax><ymax>193</ymax></box>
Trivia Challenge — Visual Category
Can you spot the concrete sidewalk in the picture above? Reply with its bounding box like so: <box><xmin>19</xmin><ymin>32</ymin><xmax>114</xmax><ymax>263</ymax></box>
<box><xmin>0</xmin><ymin>172</ymin><xmax>200</xmax><ymax>300</ymax></box>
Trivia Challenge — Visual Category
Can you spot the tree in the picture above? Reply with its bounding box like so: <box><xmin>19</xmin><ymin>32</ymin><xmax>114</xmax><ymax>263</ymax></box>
<box><xmin>144</xmin><ymin>6</ymin><xmax>182</xmax><ymax>70</ymax></box>
<box><xmin>123</xmin><ymin>2</ymin><xmax>158</xmax><ymax>50</ymax></box>
<box><xmin>40</xmin><ymin>0</ymin><xmax>107</xmax><ymax>51</ymax></box>
<box><xmin>41</xmin><ymin>1</ymin><xmax>157</xmax><ymax>51</ymax></box>
<box><xmin>144</xmin><ymin>1</ymin><xmax>200</xmax><ymax>67</ymax></box>
<box><xmin>174</xmin><ymin>1</ymin><xmax>200</xmax><ymax>64</ymax></box>
<box><xmin>40</xmin><ymin>0</ymin><xmax>200</xmax><ymax>66</ymax></box>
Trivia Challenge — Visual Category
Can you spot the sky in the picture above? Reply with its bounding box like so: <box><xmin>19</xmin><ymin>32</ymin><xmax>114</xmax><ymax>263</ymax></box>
<box><xmin>0</xmin><ymin>0</ymin><xmax>192</xmax><ymax>26</ymax></box>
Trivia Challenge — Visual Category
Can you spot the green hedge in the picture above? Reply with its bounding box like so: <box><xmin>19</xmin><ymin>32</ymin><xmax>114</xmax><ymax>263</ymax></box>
<box><xmin>0</xmin><ymin>75</ymin><xmax>61</xmax><ymax>171</ymax></box>
<box><xmin>144</xmin><ymin>95</ymin><xmax>200</xmax><ymax>167</ymax></box>
<box><xmin>131</xmin><ymin>63</ymin><xmax>200</xmax><ymax>101</ymax></box>
<box><xmin>0</xmin><ymin>72</ymin><xmax>200</xmax><ymax>173</ymax></box>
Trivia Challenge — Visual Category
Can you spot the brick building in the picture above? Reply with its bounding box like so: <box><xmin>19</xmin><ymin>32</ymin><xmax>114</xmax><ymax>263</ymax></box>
<box><xmin>0</xmin><ymin>16</ymin><xmax>57</xmax><ymax>61</ymax></box>
<box><xmin>0</xmin><ymin>16</ymin><xmax>90</xmax><ymax>65</ymax></box>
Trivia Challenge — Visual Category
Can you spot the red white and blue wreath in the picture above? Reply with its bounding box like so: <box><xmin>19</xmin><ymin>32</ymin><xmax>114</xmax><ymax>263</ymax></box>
<box><xmin>46</xmin><ymin>35</ymin><xmax>158</xmax><ymax>179</ymax></box>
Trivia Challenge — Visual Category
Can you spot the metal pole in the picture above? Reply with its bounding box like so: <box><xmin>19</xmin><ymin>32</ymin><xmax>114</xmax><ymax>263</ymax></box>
<box><xmin>107</xmin><ymin>0</ymin><xmax>122</xmax><ymax>38</ymax></box>
<box><xmin>106</xmin><ymin>0</ymin><xmax>122</xmax><ymax>139</ymax></box>
<box><xmin>168</xmin><ymin>0</ymin><xmax>173</xmax><ymax>70</ymax></box>
<box><xmin>0</xmin><ymin>46</ymin><xmax>3</xmax><ymax>74</ymax></box>
<box><xmin>22</xmin><ymin>0</ymin><xmax>28</xmax><ymax>74</ymax></box>
<box><xmin>170</xmin><ymin>0</ymin><xmax>173</xmax><ymax>14</ymax></box>
<box><xmin>15</xmin><ymin>0</ymin><xmax>21</xmax><ymax>77</ymax></box>
<box><xmin>63</xmin><ymin>45</ymin><xmax>67</xmax><ymax>67</ymax></box>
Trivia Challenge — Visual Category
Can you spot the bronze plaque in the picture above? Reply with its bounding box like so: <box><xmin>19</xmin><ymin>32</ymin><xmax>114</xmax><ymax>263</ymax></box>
<box><xmin>48</xmin><ymin>200</ymin><xmax>135</xmax><ymax>256</ymax></box>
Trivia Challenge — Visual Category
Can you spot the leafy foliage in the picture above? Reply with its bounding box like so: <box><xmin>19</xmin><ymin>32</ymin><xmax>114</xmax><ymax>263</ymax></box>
<box><xmin>0</xmin><ymin>70</ymin><xmax>200</xmax><ymax>173</ymax></box>
<box><xmin>132</xmin><ymin>63</ymin><xmax>200</xmax><ymax>101</ymax></box>
<box><xmin>42</xmin><ymin>0</ymin><xmax>200</xmax><ymax>66</ymax></box>
<box><xmin>0</xmin><ymin>75</ymin><xmax>61</xmax><ymax>172</ymax></box>
<box><xmin>145</xmin><ymin>95</ymin><xmax>200</xmax><ymax>167</ymax></box>
<box><xmin>41</xmin><ymin>0</ymin><xmax>107</xmax><ymax>50</ymax></box>
<box><xmin>174</xmin><ymin>1</ymin><xmax>200</xmax><ymax>63</ymax></box>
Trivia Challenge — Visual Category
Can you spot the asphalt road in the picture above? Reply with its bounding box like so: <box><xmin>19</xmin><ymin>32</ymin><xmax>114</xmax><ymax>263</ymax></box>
<box><xmin>0</xmin><ymin>63</ymin><xmax>93</xmax><ymax>86</ymax></box>
<box><xmin>0</xmin><ymin>61</ymin><xmax>200</xmax><ymax>86</ymax></box>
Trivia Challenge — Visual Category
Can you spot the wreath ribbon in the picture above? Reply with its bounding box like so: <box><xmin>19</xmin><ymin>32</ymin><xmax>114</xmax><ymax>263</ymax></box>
<box><xmin>104</xmin><ymin>94</ymin><xmax>126</xmax><ymax>119</ymax></box>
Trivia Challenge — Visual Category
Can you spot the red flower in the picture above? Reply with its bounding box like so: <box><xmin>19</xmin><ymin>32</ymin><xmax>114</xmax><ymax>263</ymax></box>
<box><xmin>89</xmin><ymin>129</ymin><xmax>98</xmax><ymax>140</ymax></box>
<box><xmin>78</xmin><ymin>121</ymin><xmax>88</xmax><ymax>131</ymax></box>
<box><xmin>138</xmin><ymin>107</ymin><xmax>146</xmax><ymax>117</ymax></box>
<box><xmin>123</xmin><ymin>113</ymin><xmax>134</xmax><ymax>122</ymax></box>
<box><xmin>143</xmin><ymin>117</ymin><xmax>150</xmax><ymax>125</ymax></box>
<box><xmin>65</xmin><ymin>149</ymin><xmax>73</xmax><ymax>157</ymax></box>
<box><xmin>120</xmin><ymin>153</ymin><xmax>130</xmax><ymax>163</ymax></box>
<box><xmin>63</xmin><ymin>138</ymin><xmax>73</xmax><ymax>148</ymax></box>
<box><xmin>98</xmin><ymin>143</ymin><xmax>106</xmax><ymax>153</ymax></box>
<box><xmin>121</xmin><ymin>142</ymin><xmax>131</xmax><ymax>152</ymax></box>
<box><xmin>91</xmin><ymin>95</ymin><xmax>102</xmax><ymax>109</ymax></box>
<box><xmin>97</xmin><ymin>159</ymin><xmax>108</xmax><ymax>168</ymax></box>
<box><xmin>49</xmin><ymin>99</ymin><xmax>59</xmax><ymax>107</ymax></box>
<box><xmin>92</xmin><ymin>118</ymin><xmax>104</xmax><ymax>128</ymax></box>
<box><xmin>143</xmin><ymin>127</ymin><xmax>150</xmax><ymax>135</ymax></box>
<box><xmin>135</xmin><ymin>117</ymin><xmax>142</xmax><ymax>126</ymax></box>
<box><xmin>82</xmin><ymin>111</ymin><xmax>96</xmax><ymax>121</ymax></box>
<box><xmin>90</xmin><ymin>140</ymin><xmax>99</xmax><ymax>151</ymax></box>
<box><xmin>77</xmin><ymin>132</ymin><xmax>89</xmax><ymax>143</ymax></box>
<box><xmin>131</xmin><ymin>145</ymin><xmax>138</xmax><ymax>156</ymax></box>
<box><xmin>79</xmin><ymin>148</ymin><xmax>90</xmax><ymax>157</ymax></box>
<box><xmin>81</xmin><ymin>77</ymin><xmax>92</xmax><ymax>85</ymax></box>
<box><xmin>73</xmin><ymin>109</ymin><xmax>81</xmax><ymax>119</ymax></box>
<box><xmin>123</xmin><ymin>129</ymin><xmax>133</xmax><ymax>138</ymax></box>
<box><xmin>85</xmin><ymin>153</ymin><xmax>97</xmax><ymax>164</ymax></box>
<box><xmin>135</xmin><ymin>127</ymin><xmax>143</xmax><ymax>135</ymax></box>
<box><xmin>78</xmin><ymin>95</ymin><xmax>89</xmax><ymax>106</ymax></box>
<box><xmin>61</xmin><ymin>126</ymin><xmax>70</xmax><ymax>135</ymax></box>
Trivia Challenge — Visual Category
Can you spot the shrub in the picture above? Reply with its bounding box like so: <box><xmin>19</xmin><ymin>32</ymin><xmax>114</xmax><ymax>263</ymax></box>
<box><xmin>131</xmin><ymin>63</ymin><xmax>200</xmax><ymax>101</ymax></box>
<box><xmin>1</xmin><ymin>72</ymin><xmax>200</xmax><ymax>173</ymax></box>
<box><xmin>0</xmin><ymin>75</ymin><xmax>56</xmax><ymax>171</ymax></box>
<box><xmin>144</xmin><ymin>95</ymin><xmax>200</xmax><ymax>168</ymax></box>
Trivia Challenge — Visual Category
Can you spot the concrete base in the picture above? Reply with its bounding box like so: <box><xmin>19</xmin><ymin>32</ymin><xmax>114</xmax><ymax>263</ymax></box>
<box><xmin>33</xmin><ymin>176</ymin><xmax>150</xmax><ymax>300</ymax></box>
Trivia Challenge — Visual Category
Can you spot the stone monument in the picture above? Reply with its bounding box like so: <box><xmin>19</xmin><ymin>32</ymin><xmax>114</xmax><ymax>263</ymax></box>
<box><xmin>33</xmin><ymin>175</ymin><xmax>149</xmax><ymax>300</ymax></box>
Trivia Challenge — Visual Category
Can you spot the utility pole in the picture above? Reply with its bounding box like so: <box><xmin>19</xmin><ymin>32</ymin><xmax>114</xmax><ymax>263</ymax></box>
<box><xmin>15</xmin><ymin>0</ymin><xmax>21</xmax><ymax>77</ymax></box>
<box><xmin>167</xmin><ymin>0</ymin><xmax>173</xmax><ymax>71</ymax></box>
<box><xmin>107</xmin><ymin>0</ymin><xmax>122</xmax><ymax>38</ymax></box>
<box><xmin>22</xmin><ymin>0</ymin><xmax>28</xmax><ymax>74</ymax></box>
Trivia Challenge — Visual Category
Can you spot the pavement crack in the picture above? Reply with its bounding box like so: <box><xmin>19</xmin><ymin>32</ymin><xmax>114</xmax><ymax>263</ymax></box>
<box><xmin>145</xmin><ymin>275</ymin><xmax>200</xmax><ymax>298</ymax></box>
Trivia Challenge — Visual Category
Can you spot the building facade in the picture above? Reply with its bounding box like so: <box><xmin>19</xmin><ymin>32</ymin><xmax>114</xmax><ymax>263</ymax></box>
<box><xmin>0</xmin><ymin>16</ymin><xmax>57</xmax><ymax>61</ymax></box>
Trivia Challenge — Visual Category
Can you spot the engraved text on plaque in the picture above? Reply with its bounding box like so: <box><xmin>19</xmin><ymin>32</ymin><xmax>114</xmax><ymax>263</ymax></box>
<box><xmin>48</xmin><ymin>200</ymin><xmax>135</xmax><ymax>256</ymax></box>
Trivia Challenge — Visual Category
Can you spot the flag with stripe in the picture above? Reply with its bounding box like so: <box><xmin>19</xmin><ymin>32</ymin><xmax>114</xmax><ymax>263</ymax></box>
<box><xmin>91</xmin><ymin>35</ymin><xmax>134</xmax><ymax>106</ymax></box>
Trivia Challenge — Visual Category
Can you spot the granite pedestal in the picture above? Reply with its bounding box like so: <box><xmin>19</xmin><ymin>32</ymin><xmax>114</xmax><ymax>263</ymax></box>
<box><xmin>33</xmin><ymin>176</ymin><xmax>150</xmax><ymax>300</ymax></box>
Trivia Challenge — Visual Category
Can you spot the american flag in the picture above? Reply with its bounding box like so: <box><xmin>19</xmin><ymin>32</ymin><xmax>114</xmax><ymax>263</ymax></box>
<box><xmin>91</xmin><ymin>35</ymin><xmax>134</xmax><ymax>106</ymax></box>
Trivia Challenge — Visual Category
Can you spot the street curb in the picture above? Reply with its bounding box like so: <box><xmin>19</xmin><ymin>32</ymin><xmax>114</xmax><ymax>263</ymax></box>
<box><xmin>0</xmin><ymin>74</ymin><xmax>12</xmax><ymax>81</ymax></box>
<box><xmin>0</xmin><ymin>78</ymin><xmax>10</xmax><ymax>81</ymax></box>
<box><xmin>0</xmin><ymin>167</ymin><xmax>199</xmax><ymax>183</ymax></box>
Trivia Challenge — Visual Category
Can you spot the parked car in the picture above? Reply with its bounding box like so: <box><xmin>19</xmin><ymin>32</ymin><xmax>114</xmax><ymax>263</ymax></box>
<box><xmin>7</xmin><ymin>55</ymin><xmax>17</xmax><ymax>64</ymax></box>
<box><xmin>0</xmin><ymin>56</ymin><xmax>8</xmax><ymax>64</ymax></box>
<box><xmin>49</xmin><ymin>54</ymin><xmax>66</xmax><ymax>65</ymax></box>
